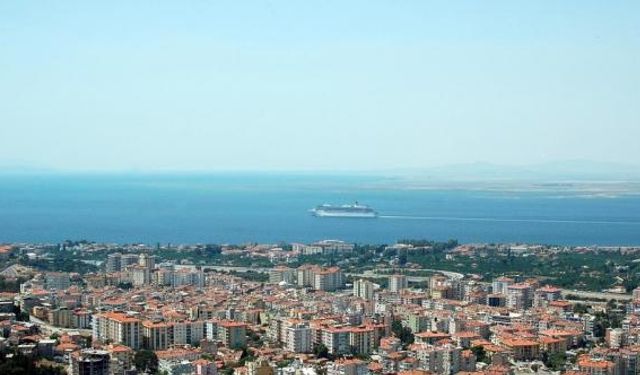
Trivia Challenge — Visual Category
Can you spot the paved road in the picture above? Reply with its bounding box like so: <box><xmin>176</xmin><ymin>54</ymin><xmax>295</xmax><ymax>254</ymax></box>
<box><xmin>560</xmin><ymin>289</ymin><xmax>632</xmax><ymax>301</ymax></box>
<box><xmin>347</xmin><ymin>270</ymin><xmax>429</xmax><ymax>283</ymax></box>
<box><xmin>374</xmin><ymin>267</ymin><xmax>464</xmax><ymax>280</ymax></box>
<box><xmin>196</xmin><ymin>265</ymin><xmax>272</xmax><ymax>273</ymax></box>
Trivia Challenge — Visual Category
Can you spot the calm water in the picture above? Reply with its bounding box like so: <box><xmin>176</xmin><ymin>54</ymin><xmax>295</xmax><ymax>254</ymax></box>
<box><xmin>1</xmin><ymin>174</ymin><xmax>640</xmax><ymax>245</ymax></box>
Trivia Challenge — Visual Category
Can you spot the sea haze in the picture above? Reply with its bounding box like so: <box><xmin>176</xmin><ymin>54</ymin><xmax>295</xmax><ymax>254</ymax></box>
<box><xmin>1</xmin><ymin>173</ymin><xmax>639</xmax><ymax>246</ymax></box>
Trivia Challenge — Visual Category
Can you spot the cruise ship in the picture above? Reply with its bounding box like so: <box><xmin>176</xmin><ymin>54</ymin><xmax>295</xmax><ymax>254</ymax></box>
<box><xmin>310</xmin><ymin>202</ymin><xmax>378</xmax><ymax>218</ymax></box>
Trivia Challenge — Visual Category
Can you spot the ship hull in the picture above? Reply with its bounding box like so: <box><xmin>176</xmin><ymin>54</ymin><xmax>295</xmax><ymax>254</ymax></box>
<box><xmin>311</xmin><ymin>210</ymin><xmax>378</xmax><ymax>218</ymax></box>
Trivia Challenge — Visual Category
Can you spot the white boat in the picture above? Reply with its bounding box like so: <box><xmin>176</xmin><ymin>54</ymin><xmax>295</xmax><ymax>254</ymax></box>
<box><xmin>310</xmin><ymin>202</ymin><xmax>378</xmax><ymax>218</ymax></box>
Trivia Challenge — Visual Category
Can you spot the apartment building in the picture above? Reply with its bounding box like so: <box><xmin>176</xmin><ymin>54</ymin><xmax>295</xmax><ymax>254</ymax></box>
<box><xmin>492</xmin><ymin>277</ymin><xmax>514</xmax><ymax>295</ymax></box>
<box><xmin>327</xmin><ymin>359</ymin><xmax>369</xmax><ymax>375</ymax></box>
<box><xmin>217</xmin><ymin>320</ymin><xmax>247</xmax><ymax>349</ymax></box>
<box><xmin>388</xmin><ymin>275</ymin><xmax>408</xmax><ymax>293</ymax></box>
<box><xmin>45</xmin><ymin>272</ymin><xmax>71</xmax><ymax>291</ymax></box>
<box><xmin>71</xmin><ymin>349</ymin><xmax>110</xmax><ymax>375</ymax></box>
<box><xmin>533</xmin><ymin>285</ymin><xmax>562</xmax><ymax>307</ymax></box>
<box><xmin>506</xmin><ymin>283</ymin><xmax>533</xmax><ymax>310</ymax></box>
<box><xmin>286</xmin><ymin>322</ymin><xmax>312</xmax><ymax>353</ymax></box>
<box><xmin>93</xmin><ymin>312</ymin><xmax>141</xmax><ymax>350</ymax></box>
<box><xmin>269</xmin><ymin>266</ymin><xmax>297</xmax><ymax>285</ymax></box>
<box><xmin>313</xmin><ymin>267</ymin><xmax>344</xmax><ymax>291</ymax></box>
<box><xmin>322</xmin><ymin>327</ymin><xmax>351</xmax><ymax>355</ymax></box>
<box><xmin>353</xmin><ymin>279</ymin><xmax>375</xmax><ymax>300</ymax></box>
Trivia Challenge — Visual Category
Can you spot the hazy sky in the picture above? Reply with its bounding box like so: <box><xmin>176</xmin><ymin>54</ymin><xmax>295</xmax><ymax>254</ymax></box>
<box><xmin>1</xmin><ymin>1</ymin><xmax>638</xmax><ymax>171</ymax></box>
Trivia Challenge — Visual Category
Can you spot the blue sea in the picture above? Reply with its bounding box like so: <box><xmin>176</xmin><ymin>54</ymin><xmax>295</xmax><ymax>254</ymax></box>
<box><xmin>1</xmin><ymin>174</ymin><xmax>640</xmax><ymax>246</ymax></box>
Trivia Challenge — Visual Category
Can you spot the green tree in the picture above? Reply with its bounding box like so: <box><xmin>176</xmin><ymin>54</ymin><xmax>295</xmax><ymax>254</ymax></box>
<box><xmin>573</xmin><ymin>303</ymin><xmax>588</xmax><ymax>314</ymax></box>
<box><xmin>0</xmin><ymin>352</ymin><xmax>65</xmax><ymax>375</ymax></box>
<box><xmin>134</xmin><ymin>349</ymin><xmax>159</xmax><ymax>374</ymax></box>
<box><xmin>391</xmin><ymin>320</ymin><xmax>414</xmax><ymax>346</ymax></box>
<box><xmin>471</xmin><ymin>346</ymin><xmax>488</xmax><ymax>363</ymax></box>
<box><xmin>13</xmin><ymin>305</ymin><xmax>30</xmax><ymax>322</ymax></box>
<box><xmin>314</xmin><ymin>343</ymin><xmax>330</xmax><ymax>359</ymax></box>
<box><xmin>544</xmin><ymin>352</ymin><xmax>567</xmax><ymax>371</ymax></box>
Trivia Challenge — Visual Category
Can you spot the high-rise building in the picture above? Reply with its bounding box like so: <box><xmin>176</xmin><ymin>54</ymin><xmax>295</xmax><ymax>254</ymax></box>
<box><xmin>106</xmin><ymin>253</ymin><xmax>122</xmax><ymax>273</ymax></box>
<box><xmin>142</xmin><ymin>321</ymin><xmax>171</xmax><ymax>350</ymax></box>
<box><xmin>492</xmin><ymin>277</ymin><xmax>514</xmax><ymax>295</ymax></box>
<box><xmin>388</xmin><ymin>275</ymin><xmax>408</xmax><ymax>293</ymax></box>
<box><xmin>131</xmin><ymin>266</ymin><xmax>150</xmax><ymax>286</ymax></box>
<box><xmin>172</xmin><ymin>267</ymin><xmax>205</xmax><ymax>287</ymax></box>
<box><xmin>349</xmin><ymin>327</ymin><xmax>374</xmax><ymax>355</ymax></box>
<box><xmin>173</xmin><ymin>320</ymin><xmax>205</xmax><ymax>346</ymax></box>
<box><xmin>44</xmin><ymin>272</ymin><xmax>71</xmax><ymax>291</ymax></box>
<box><xmin>269</xmin><ymin>266</ymin><xmax>296</xmax><ymax>285</ymax></box>
<box><xmin>506</xmin><ymin>283</ymin><xmax>533</xmax><ymax>310</ymax></box>
<box><xmin>407</xmin><ymin>312</ymin><xmax>430</xmax><ymax>333</ymax></box>
<box><xmin>154</xmin><ymin>266</ymin><xmax>175</xmax><ymax>286</ymax></box>
<box><xmin>353</xmin><ymin>279</ymin><xmax>374</xmax><ymax>300</ymax></box>
<box><xmin>286</xmin><ymin>323</ymin><xmax>312</xmax><ymax>353</ymax></box>
<box><xmin>217</xmin><ymin>320</ymin><xmax>247</xmax><ymax>349</ymax></box>
<box><xmin>71</xmin><ymin>349</ymin><xmax>110</xmax><ymax>375</ymax></box>
<box><xmin>121</xmin><ymin>254</ymin><xmax>141</xmax><ymax>269</ymax></box>
<box><xmin>48</xmin><ymin>307</ymin><xmax>72</xmax><ymax>328</ymax></box>
<box><xmin>533</xmin><ymin>285</ymin><xmax>562</xmax><ymax>307</ymax></box>
<box><xmin>138</xmin><ymin>253</ymin><xmax>156</xmax><ymax>271</ymax></box>
<box><xmin>322</xmin><ymin>327</ymin><xmax>351</xmax><ymax>355</ymax></box>
<box><xmin>142</xmin><ymin>320</ymin><xmax>205</xmax><ymax>350</ymax></box>
<box><xmin>92</xmin><ymin>312</ymin><xmax>142</xmax><ymax>350</ymax></box>
<box><xmin>415</xmin><ymin>343</ymin><xmax>462</xmax><ymax>374</ymax></box>
<box><xmin>313</xmin><ymin>267</ymin><xmax>344</xmax><ymax>291</ymax></box>
<box><xmin>296</xmin><ymin>265</ymin><xmax>344</xmax><ymax>290</ymax></box>
<box><xmin>297</xmin><ymin>265</ymin><xmax>317</xmax><ymax>287</ymax></box>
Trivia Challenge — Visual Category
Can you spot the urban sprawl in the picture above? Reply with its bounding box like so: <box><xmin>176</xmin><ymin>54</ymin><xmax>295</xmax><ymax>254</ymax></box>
<box><xmin>1</xmin><ymin>240</ymin><xmax>640</xmax><ymax>375</ymax></box>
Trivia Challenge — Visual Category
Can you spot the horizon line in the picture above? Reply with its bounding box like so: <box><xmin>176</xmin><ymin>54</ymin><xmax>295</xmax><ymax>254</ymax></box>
<box><xmin>2</xmin><ymin>159</ymin><xmax>640</xmax><ymax>176</ymax></box>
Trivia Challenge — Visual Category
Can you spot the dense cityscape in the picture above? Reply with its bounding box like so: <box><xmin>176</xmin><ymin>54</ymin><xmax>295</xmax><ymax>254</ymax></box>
<box><xmin>3</xmin><ymin>0</ymin><xmax>638</xmax><ymax>374</ymax></box>
<box><xmin>1</xmin><ymin>240</ymin><xmax>640</xmax><ymax>375</ymax></box>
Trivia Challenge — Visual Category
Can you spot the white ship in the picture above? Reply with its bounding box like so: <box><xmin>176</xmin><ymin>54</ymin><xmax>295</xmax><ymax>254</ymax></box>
<box><xmin>310</xmin><ymin>202</ymin><xmax>378</xmax><ymax>218</ymax></box>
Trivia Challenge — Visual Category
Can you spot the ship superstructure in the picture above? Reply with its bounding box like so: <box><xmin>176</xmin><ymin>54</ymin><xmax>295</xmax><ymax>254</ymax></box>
<box><xmin>310</xmin><ymin>202</ymin><xmax>378</xmax><ymax>218</ymax></box>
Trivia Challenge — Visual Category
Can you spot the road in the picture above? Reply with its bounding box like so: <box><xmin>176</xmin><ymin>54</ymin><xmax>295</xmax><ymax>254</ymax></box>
<box><xmin>560</xmin><ymin>289</ymin><xmax>632</xmax><ymax>301</ymax></box>
<box><xmin>195</xmin><ymin>265</ymin><xmax>272</xmax><ymax>273</ymax></box>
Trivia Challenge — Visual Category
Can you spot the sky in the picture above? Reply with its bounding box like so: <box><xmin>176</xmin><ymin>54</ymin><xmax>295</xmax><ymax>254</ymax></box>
<box><xmin>0</xmin><ymin>1</ymin><xmax>638</xmax><ymax>172</ymax></box>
